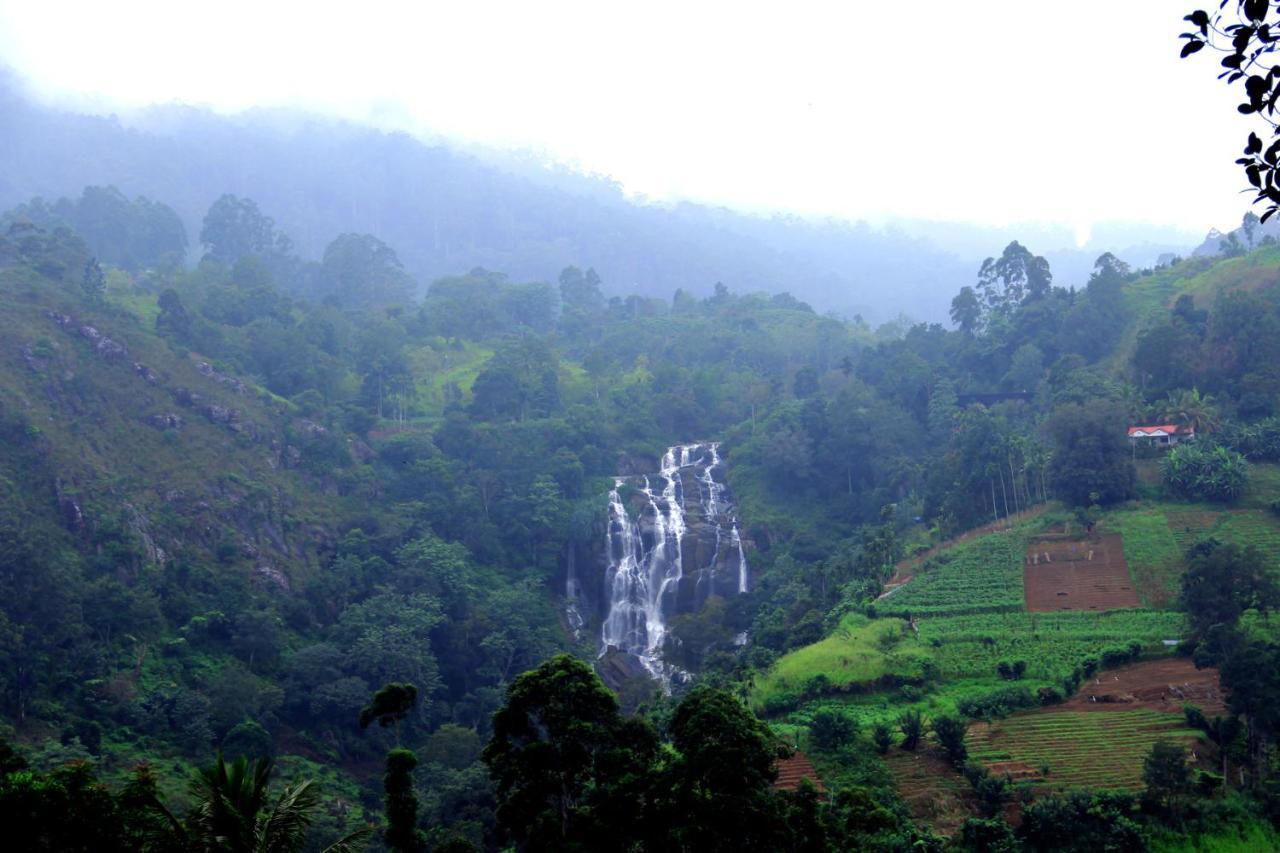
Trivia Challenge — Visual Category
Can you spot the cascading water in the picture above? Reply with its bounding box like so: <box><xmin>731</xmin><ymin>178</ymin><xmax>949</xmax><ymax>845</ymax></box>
<box><xmin>597</xmin><ymin>442</ymin><xmax>748</xmax><ymax>680</ymax></box>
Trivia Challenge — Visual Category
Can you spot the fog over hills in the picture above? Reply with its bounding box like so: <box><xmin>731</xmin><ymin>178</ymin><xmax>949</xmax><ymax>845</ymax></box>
<box><xmin>0</xmin><ymin>70</ymin><xmax>1199</xmax><ymax>323</ymax></box>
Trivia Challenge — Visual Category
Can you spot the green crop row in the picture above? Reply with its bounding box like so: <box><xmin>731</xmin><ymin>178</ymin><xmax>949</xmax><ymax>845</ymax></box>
<box><xmin>967</xmin><ymin>708</ymin><xmax>1206</xmax><ymax>791</ymax></box>
<box><xmin>879</xmin><ymin>529</ymin><xmax>1029</xmax><ymax>617</ymax></box>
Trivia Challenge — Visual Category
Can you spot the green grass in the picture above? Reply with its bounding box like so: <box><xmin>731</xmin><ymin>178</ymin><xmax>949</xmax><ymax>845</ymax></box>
<box><xmin>1107</xmin><ymin>505</ymin><xmax>1186</xmax><ymax>607</ymax></box>
<box><xmin>751</xmin><ymin>614</ymin><xmax>931</xmax><ymax>709</ymax></box>
<box><xmin>1105</xmin><ymin>480</ymin><xmax>1280</xmax><ymax>607</ymax></box>
<box><xmin>783</xmin><ymin>677</ymin><xmax>1052</xmax><ymax>730</ymax></box>
<box><xmin>754</xmin><ymin>609</ymin><xmax>1184</xmax><ymax>715</ymax></box>
<box><xmin>1151</xmin><ymin>821</ymin><xmax>1280</xmax><ymax>852</ymax></box>
<box><xmin>407</xmin><ymin>340</ymin><xmax>494</xmax><ymax>415</ymax></box>
<box><xmin>967</xmin><ymin>707</ymin><xmax>1207</xmax><ymax>792</ymax></box>
<box><xmin>1114</xmin><ymin>245</ymin><xmax>1280</xmax><ymax>368</ymax></box>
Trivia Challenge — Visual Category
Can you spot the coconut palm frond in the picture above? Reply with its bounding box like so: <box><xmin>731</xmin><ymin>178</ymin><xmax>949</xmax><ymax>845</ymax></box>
<box><xmin>320</xmin><ymin>825</ymin><xmax>375</xmax><ymax>853</ymax></box>
<box><xmin>253</xmin><ymin>779</ymin><xmax>319</xmax><ymax>853</ymax></box>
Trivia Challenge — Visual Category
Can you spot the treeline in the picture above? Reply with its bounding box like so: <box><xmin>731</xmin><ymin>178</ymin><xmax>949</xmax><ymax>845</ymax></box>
<box><xmin>0</xmin><ymin>74</ymin><xmax>979</xmax><ymax>320</ymax></box>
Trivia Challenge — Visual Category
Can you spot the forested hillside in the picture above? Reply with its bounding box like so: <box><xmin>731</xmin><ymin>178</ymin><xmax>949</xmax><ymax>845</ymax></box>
<box><xmin>5</xmin><ymin>173</ymin><xmax>1280</xmax><ymax>849</ymax></box>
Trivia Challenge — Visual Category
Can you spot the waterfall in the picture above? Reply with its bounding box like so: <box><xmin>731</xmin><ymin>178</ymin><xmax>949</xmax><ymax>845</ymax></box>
<box><xmin>599</xmin><ymin>442</ymin><xmax>747</xmax><ymax>680</ymax></box>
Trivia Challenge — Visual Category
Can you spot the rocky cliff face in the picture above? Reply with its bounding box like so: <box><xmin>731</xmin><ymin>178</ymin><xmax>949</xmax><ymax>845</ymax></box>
<box><xmin>567</xmin><ymin>442</ymin><xmax>748</xmax><ymax>686</ymax></box>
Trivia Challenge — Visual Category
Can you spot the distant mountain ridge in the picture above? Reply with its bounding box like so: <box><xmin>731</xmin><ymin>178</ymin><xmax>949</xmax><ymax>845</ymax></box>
<box><xmin>0</xmin><ymin>70</ymin><xmax>1196</xmax><ymax>322</ymax></box>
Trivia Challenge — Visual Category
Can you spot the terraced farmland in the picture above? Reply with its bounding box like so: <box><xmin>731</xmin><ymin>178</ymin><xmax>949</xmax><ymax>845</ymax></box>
<box><xmin>917</xmin><ymin>610</ymin><xmax>1183</xmax><ymax>681</ymax></box>
<box><xmin>878</xmin><ymin>530</ymin><xmax>1028</xmax><ymax>617</ymax></box>
<box><xmin>968</xmin><ymin>709</ymin><xmax>1206</xmax><ymax>791</ymax></box>
<box><xmin>967</xmin><ymin>658</ymin><xmax>1221</xmax><ymax>792</ymax></box>
<box><xmin>884</xmin><ymin>747</ymin><xmax>977</xmax><ymax>836</ymax></box>
<box><xmin>1110</xmin><ymin>500</ymin><xmax>1280</xmax><ymax>607</ymax></box>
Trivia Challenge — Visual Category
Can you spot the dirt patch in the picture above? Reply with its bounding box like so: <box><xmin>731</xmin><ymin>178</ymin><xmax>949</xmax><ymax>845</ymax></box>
<box><xmin>986</xmin><ymin>760</ymin><xmax>1041</xmax><ymax>781</ymax></box>
<box><xmin>1024</xmin><ymin>533</ymin><xmax>1140</xmax><ymax>612</ymax></box>
<box><xmin>1069</xmin><ymin>657</ymin><xmax>1224</xmax><ymax>716</ymax></box>
<box><xmin>884</xmin><ymin>746</ymin><xmax>978</xmax><ymax>837</ymax></box>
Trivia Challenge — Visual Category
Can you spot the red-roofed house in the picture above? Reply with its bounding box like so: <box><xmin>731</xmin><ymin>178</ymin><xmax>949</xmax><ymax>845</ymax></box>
<box><xmin>1127</xmin><ymin>424</ymin><xmax>1195</xmax><ymax>446</ymax></box>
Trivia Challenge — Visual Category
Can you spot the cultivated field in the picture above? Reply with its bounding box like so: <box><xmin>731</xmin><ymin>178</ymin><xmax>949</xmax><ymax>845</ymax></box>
<box><xmin>878</xmin><ymin>529</ymin><xmax>1028</xmax><ymax>617</ymax></box>
<box><xmin>1111</xmin><ymin>497</ymin><xmax>1280</xmax><ymax>606</ymax></box>
<box><xmin>1024</xmin><ymin>533</ymin><xmax>1140</xmax><ymax>612</ymax></box>
<box><xmin>966</xmin><ymin>658</ymin><xmax>1220</xmax><ymax>792</ymax></box>
<box><xmin>884</xmin><ymin>747</ymin><xmax>977</xmax><ymax>836</ymax></box>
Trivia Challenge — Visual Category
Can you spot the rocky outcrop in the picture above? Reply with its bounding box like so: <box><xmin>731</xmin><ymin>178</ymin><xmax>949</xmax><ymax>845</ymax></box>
<box><xmin>196</xmin><ymin>361</ymin><xmax>246</xmax><ymax>394</ymax></box>
<box><xmin>145</xmin><ymin>412</ymin><xmax>184</xmax><ymax>430</ymax></box>
<box><xmin>46</xmin><ymin>311</ymin><xmax>127</xmax><ymax>362</ymax></box>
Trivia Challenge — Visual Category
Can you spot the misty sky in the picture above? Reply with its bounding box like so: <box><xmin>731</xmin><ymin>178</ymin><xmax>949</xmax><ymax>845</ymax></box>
<box><xmin>0</xmin><ymin>1</ymin><xmax>1255</xmax><ymax>241</ymax></box>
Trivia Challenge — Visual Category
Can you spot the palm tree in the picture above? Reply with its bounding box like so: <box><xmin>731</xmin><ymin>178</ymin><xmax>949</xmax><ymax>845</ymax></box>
<box><xmin>1163</xmin><ymin>388</ymin><xmax>1221</xmax><ymax>435</ymax></box>
<box><xmin>184</xmin><ymin>754</ymin><xmax>369</xmax><ymax>853</ymax></box>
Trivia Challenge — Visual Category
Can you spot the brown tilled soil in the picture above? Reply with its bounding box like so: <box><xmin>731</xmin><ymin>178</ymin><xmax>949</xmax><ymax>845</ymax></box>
<box><xmin>1024</xmin><ymin>533</ymin><xmax>1140</xmax><ymax>612</ymax></box>
<box><xmin>884</xmin><ymin>747</ymin><xmax>979</xmax><ymax>837</ymax></box>
<box><xmin>1069</xmin><ymin>657</ymin><xmax>1224</xmax><ymax>715</ymax></box>
<box><xmin>772</xmin><ymin>752</ymin><xmax>826</xmax><ymax>792</ymax></box>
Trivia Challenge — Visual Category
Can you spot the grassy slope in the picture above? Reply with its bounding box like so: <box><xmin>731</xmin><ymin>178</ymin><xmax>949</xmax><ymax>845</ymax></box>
<box><xmin>0</xmin><ymin>262</ymin><xmax>357</xmax><ymax>589</ymax></box>
<box><xmin>1112</xmin><ymin>244</ymin><xmax>1280</xmax><ymax>369</ymax></box>
<box><xmin>752</xmin><ymin>614</ymin><xmax>931</xmax><ymax>707</ymax></box>
<box><xmin>1107</xmin><ymin>462</ymin><xmax>1280</xmax><ymax>606</ymax></box>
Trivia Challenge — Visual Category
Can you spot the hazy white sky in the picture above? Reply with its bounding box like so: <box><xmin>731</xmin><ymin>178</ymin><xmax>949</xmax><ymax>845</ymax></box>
<box><xmin>0</xmin><ymin>1</ymin><xmax>1255</xmax><ymax>239</ymax></box>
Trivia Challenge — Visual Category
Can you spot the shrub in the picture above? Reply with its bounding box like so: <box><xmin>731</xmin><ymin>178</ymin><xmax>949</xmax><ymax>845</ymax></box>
<box><xmin>975</xmin><ymin>774</ymin><xmax>1011</xmax><ymax>818</ymax></box>
<box><xmin>898</xmin><ymin>685</ymin><xmax>925</xmax><ymax>703</ymax></box>
<box><xmin>955</xmin><ymin>818</ymin><xmax>1017</xmax><ymax>852</ymax></box>
<box><xmin>1162</xmin><ymin>443</ymin><xmax>1250</xmax><ymax>502</ymax></box>
<box><xmin>804</xmin><ymin>673</ymin><xmax>831</xmax><ymax>698</ymax></box>
<box><xmin>898</xmin><ymin>711</ymin><xmax>923</xmax><ymax>751</ymax></box>
<box><xmin>957</xmin><ymin>687</ymin><xmax>1037</xmax><ymax>720</ymax></box>
<box><xmin>762</xmin><ymin>692</ymin><xmax>799</xmax><ymax>716</ymax></box>
<box><xmin>962</xmin><ymin>761</ymin><xmax>989</xmax><ymax>787</ymax></box>
<box><xmin>1101</xmin><ymin>647</ymin><xmax>1131</xmax><ymax>668</ymax></box>
<box><xmin>872</xmin><ymin>723</ymin><xmax>894</xmax><ymax>754</ymax></box>
<box><xmin>932</xmin><ymin>715</ymin><xmax>968</xmax><ymax>767</ymax></box>
<box><xmin>1037</xmin><ymin>686</ymin><xmax>1065</xmax><ymax>705</ymax></box>
<box><xmin>809</xmin><ymin>710</ymin><xmax>857</xmax><ymax>753</ymax></box>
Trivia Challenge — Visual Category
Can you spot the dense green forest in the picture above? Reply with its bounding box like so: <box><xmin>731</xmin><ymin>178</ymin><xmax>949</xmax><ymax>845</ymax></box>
<box><xmin>6</xmin><ymin>160</ymin><xmax>1280</xmax><ymax>850</ymax></box>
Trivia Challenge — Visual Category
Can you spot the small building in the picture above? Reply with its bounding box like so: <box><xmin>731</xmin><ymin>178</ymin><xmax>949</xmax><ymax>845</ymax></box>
<box><xmin>1127</xmin><ymin>424</ymin><xmax>1195</xmax><ymax>446</ymax></box>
